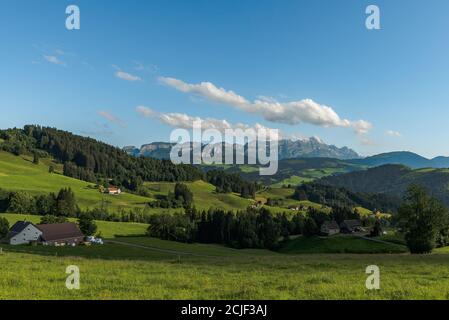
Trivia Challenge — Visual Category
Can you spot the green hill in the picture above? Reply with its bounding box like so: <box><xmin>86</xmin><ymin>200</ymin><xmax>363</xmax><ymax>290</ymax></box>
<box><xmin>146</xmin><ymin>180</ymin><xmax>254</xmax><ymax>211</ymax></box>
<box><xmin>0</xmin><ymin>151</ymin><xmax>256</xmax><ymax>213</ymax></box>
<box><xmin>0</xmin><ymin>151</ymin><xmax>152</xmax><ymax>211</ymax></box>
<box><xmin>319</xmin><ymin>164</ymin><xmax>449</xmax><ymax>207</ymax></box>
<box><xmin>201</xmin><ymin>158</ymin><xmax>366</xmax><ymax>187</ymax></box>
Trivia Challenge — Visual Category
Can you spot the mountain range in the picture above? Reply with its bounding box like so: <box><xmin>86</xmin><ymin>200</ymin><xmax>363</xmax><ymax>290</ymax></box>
<box><xmin>124</xmin><ymin>139</ymin><xmax>449</xmax><ymax>169</ymax></box>
<box><xmin>123</xmin><ymin>137</ymin><xmax>361</xmax><ymax>161</ymax></box>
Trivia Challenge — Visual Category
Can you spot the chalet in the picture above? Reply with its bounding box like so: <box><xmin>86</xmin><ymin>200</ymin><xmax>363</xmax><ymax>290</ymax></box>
<box><xmin>107</xmin><ymin>186</ymin><xmax>122</xmax><ymax>195</ymax></box>
<box><xmin>6</xmin><ymin>221</ymin><xmax>43</xmax><ymax>245</ymax></box>
<box><xmin>37</xmin><ymin>222</ymin><xmax>85</xmax><ymax>246</ymax></box>
<box><xmin>320</xmin><ymin>221</ymin><xmax>340</xmax><ymax>236</ymax></box>
<box><xmin>340</xmin><ymin>220</ymin><xmax>363</xmax><ymax>234</ymax></box>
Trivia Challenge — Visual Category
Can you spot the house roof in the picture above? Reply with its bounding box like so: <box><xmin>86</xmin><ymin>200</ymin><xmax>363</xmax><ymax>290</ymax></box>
<box><xmin>9</xmin><ymin>221</ymin><xmax>33</xmax><ymax>233</ymax></box>
<box><xmin>37</xmin><ymin>222</ymin><xmax>84</xmax><ymax>241</ymax></box>
<box><xmin>6</xmin><ymin>221</ymin><xmax>39</xmax><ymax>240</ymax></box>
<box><xmin>322</xmin><ymin>220</ymin><xmax>340</xmax><ymax>230</ymax></box>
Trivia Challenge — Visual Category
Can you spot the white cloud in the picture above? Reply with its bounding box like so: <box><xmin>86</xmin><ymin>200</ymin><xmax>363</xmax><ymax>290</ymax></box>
<box><xmin>159</xmin><ymin>77</ymin><xmax>249</xmax><ymax>107</ymax></box>
<box><xmin>115</xmin><ymin>70</ymin><xmax>141</xmax><ymax>82</ymax></box>
<box><xmin>43</xmin><ymin>55</ymin><xmax>66</xmax><ymax>66</ymax></box>
<box><xmin>352</xmin><ymin>120</ymin><xmax>373</xmax><ymax>135</ymax></box>
<box><xmin>97</xmin><ymin>111</ymin><xmax>127</xmax><ymax>127</ymax></box>
<box><xmin>136</xmin><ymin>106</ymin><xmax>271</xmax><ymax>134</ymax></box>
<box><xmin>158</xmin><ymin>77</ymin><xmax>372</xmax><ymax>133</ymax></box>
<box><xmin>386</xmin><ymin>130</ymin><xmax>402</xmax><ymax>137</ymax></box>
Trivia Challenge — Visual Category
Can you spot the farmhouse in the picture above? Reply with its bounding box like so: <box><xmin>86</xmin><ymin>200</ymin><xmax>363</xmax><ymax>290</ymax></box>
<box><xmin>340</xmin><ymin>220</ymin><xmax>363</xmax><ymax>233</ymax></box>
<box><xmin>107</xmin><ymin>186</ymin><xmax>122</xmax><ymax>195</ymax></box>
<box><xmin>320</xmin><ymin>220</ymin><xmax>340</xmax><ymax>236</ymax></box>
<box><xmin>6</xmin><ymin>221</ymin><xmax>42</xmax><ymax>245</ymax></box>
<box><xmin>38</xmin><ymin>222</ymin><xmax>85</xmax><ymax>246</ymax></box>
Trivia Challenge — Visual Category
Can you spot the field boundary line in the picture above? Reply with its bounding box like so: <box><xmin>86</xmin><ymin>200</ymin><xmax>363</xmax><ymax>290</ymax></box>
<box><xmin>105</xmin><ymin>240</ymin><xmax>222</xmax><ymax>258</ymax></box>
<box><xmin>356</xmin><ymin>235</ymin><xmax>408</xmax><ymax>248</ymax></box>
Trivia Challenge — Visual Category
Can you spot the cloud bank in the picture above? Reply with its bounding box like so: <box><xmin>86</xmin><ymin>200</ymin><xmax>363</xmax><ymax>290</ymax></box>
<box><xmin>136</xmin><ymin>106</ymin><xmax>271</xmax><ymax>134</ymax></box>
<box><xmin>158</xmin><ymin>77</ymin><xmax>372</xmax><ymax>134</ymax></box>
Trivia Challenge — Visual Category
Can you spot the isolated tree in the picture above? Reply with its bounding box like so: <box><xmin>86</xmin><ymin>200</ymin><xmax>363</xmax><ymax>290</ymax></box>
<box><xmin>174</xmin><ymin>183</ymin><xmax>194</xmax><ymax>208</ymax></box>
<box><xmin>33</xmin><ymin>152</ymin><xmax>39</xmax><ymax>165</ymax></box>
<box><xmin>48</xmin><ymin>165</ymin><xmax>55</xmax><ymax>174</ymax></box>
<box><xmin>78</xmin><ymin>214</ymin><xmax>97</xmax><ymax>236</ymax></box>
<box><xmin>56</xmin><ymin>188</ymin><xmax>78</xmax><ymax>217</ymax></box>
<box><xmin>398</xmin><ymin>185</ymin><xmax>449</xmax><ymax>254</ymax></box>
<box><xmin>0</xmin><ymin>217</ymin><xmax>9</xmax><ymax>239</ymax></box>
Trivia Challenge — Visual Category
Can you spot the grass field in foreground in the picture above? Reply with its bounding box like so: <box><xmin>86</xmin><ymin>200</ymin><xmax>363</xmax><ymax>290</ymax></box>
<box><xmin>0</xmin><ymin>213</ymin><xmax>148</xmax><ymax>239</ymax></box>
<box><xmin>1</xmin><ymin>248</ymin><xmax>449</xmax><ymax>299</ymax></box>
<box><xmin>280</xmin><ymin>235</ymin><xmax>407</xmax><ymax>254</ymax></box>
<box><xmin>1</xmin><ymin>217</ymin><xmax>449</xmax><ymax>299</ymax></box>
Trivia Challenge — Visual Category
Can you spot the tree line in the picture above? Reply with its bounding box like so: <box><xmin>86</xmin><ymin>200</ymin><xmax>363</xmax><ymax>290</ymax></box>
<box><xmin>0</xmin><ymin>125</ymin><xmax>261</xmax><ymax>199</ymax></box>
<box><xmin>146</xmin><ymin>205</ymin><xmax>375</xmax><ymax>250</ymax></box>
<box><xmin>0</xmin><ymin>187</ymin><xmax>155</xmax><ymax>224</ymax></box>
<box><xmin>293</xmin><ymin>182</ymin><xmax>401</xmax><ymax>213</ymax></box>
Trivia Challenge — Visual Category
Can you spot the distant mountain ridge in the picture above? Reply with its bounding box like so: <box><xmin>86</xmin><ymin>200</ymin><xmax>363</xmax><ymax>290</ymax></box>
<box><xmin>124</xmin><ymin>138</ymin><xmax>361</xmax><ymax>160</ymax></box>
<box><xmin>349</xmin><ymin>151</ymin><xmax>449</xmax><ymax>169</ymax></box>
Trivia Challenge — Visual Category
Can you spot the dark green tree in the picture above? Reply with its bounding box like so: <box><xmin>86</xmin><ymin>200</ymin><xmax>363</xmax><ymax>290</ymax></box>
<box><xmin>303</xmin><ymin>217</ymin><xmax>319</xmax><ymax>237</ymax></box>
<box><xmin>398</xmin><ymin>185</ymin><xmax>449</xmax><ymax>254</ymax></box>
<box><xmin>56</xmin><ymin>188</ymin><xmax>78</xmax><ymax>217</ymax></box>
<box><xmin>0</xmin><ymin>217</ymin><xmax>9</xmax><ymax>239</ymax></box>
<box><xmin>78</xmin><ymin>214</ymin><xmax>97</xmax><ymax>236</ymax></box>
<box><xmin>33</xmin><ymin>152</ymin><xmax>39</xmax><ymax>165</ymax></box>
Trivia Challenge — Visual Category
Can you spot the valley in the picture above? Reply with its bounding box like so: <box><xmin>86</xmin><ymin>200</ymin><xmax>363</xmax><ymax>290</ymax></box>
<box><xmin>1</xmin><ymin>125</ymin><xmax>449</xmax><ymax>300</ymax></box>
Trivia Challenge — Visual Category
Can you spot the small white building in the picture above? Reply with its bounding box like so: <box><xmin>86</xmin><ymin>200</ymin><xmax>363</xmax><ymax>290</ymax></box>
<box><xmin>7</xmin><ymin>221</ymin><xmax>43</xmax><ymax>245</ymax></box>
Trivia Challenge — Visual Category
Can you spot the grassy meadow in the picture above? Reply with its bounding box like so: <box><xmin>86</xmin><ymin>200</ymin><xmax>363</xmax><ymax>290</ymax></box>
<box><xmin>0</xmin><ymin>151</ymin><xmax>259</xmax><ymax>214</ymax></box>
<box><xmin>146</xmin><ymin>180</ymin><xmax>255</xmax><ymax>211</ymax></box>
<box><xmin>1</xmin><ymin>152</ymin><xmax>449</xmax><ymax>300</ymax></box>
<box><xmin>2</xmin><ymin>240</ymin><xmax>449</xmax><ymax>299</ymax></box>
<box><xmin>0</xmin><ymin>151</ymin><xmax>152</xmax><ymax>211</ymax></box>
<box><xmin>1</xmin><ymin>212</ymin><xmax>449</xmax><ymax>299</ymax></box>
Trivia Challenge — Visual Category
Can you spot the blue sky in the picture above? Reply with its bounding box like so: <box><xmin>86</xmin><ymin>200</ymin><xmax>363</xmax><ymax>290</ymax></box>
<box><xmin>1</xmin><ymin>0</ymin><xmax>449</xmax><ymax>157</ymax></box>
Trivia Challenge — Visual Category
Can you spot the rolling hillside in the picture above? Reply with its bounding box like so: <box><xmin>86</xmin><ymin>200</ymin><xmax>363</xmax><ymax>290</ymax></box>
<box><xmin>202</xmin><ymin>158</ymin><xmax>366</xmax><ymax>187</ymax></box>
<box><xmin>0</xmin><ymin>151</ymin><xmax>152</xmax><ymax>210</ymax></box>
<box><xmin>0</xmin><ymin>151</ymin><xmax>256</xmax><ymax>213</ymax></box>
<box><xmin>349</xmin><ymin>151</ymin><xmax>449</xmax><ymax>169</ymax></box>
<box><xmin>319</xmin><ymin>164</ymin><xmax>449</xmax><ymax>206</ymax></box>
<box><xmin>146</xmin><ymin>180</ymin><xmax>254</xmax><ymax>211</ymax></box>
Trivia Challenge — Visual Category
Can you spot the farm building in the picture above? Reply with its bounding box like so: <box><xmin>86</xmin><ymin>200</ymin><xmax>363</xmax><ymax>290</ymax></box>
<box><xmin>38</xmin><ymin>222</ymin><xmax>85</xmax><ymax>246</ymax></box>
<box><xmin>6</xmin><ymin>221</ymin><xmax>43</xmax><ymax>245</ymax></box>
<box><xmin>340</xmin><ymin>220</ymin><xmax>363</xmax><ymax>233</ymax></box>
<box><xmin>320</xmin><ymin>221</ymin><xmax>340</xmax><ymax>236</ymax></box>
<box><xmin>5</xmin><ymin>221</ymin><xmax>85</xmax><ymax>246</ymax></box>
<box><xmin>107</xmin><ymin>186</ymin><xmax>122</xmax><ymax>195</ymax></box>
